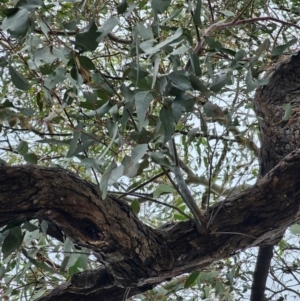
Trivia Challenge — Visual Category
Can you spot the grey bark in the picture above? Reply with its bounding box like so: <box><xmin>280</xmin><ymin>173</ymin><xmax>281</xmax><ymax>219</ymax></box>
<box><xmin>251</xmin><ymin>51</ymin><xmax>300</xmax><ymax>300</ymax></box>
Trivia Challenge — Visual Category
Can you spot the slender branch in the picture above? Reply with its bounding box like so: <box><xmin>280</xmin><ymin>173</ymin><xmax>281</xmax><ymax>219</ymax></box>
<box><xmin>168</xmin><ymin>138</ymin><xmax>206</xmax><ymax>234</ymax></box>
<box><xmin>33</xmin><ymin>28</ymin><xmax>132</xmax><ymax>45</ymax></box>
<box><xmin>207</xmin><ymin>0</ymin><xmax>214</xmax><ymax>23</ymax></box>
<box><xmin>185</xmin><ymin>16</ymin><xmax>300</xmax><ymax>70</ymax></box>
<box><xmin>232</xmin><ymin>0</ymin><xmax>254</xmax><ymax>23</ymax></box>
<box><xmin>110</xmin><ymin>191</ymin><xmax>192</xmax><ymax>220</ymax></box>
<box><xmin>118</xmin><ymin>171</ymin><xmax>168</xmax><ymax>199</ymax></box>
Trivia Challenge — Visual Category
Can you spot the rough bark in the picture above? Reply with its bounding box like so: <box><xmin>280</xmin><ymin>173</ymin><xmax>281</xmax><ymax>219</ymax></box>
<box><xmin>1</xmin><ymin>146</ymin><xmax>300</xmax><ymax>300</ymax></box>
<box><xmin>254</xmin><ymin>52</ymin><xmax>300</xmax><ymax>177</ymax></box>
<box><xmin>251</xmin><ymin>51</ymin><xmax>300</xmax><ymax>300</ymax></box>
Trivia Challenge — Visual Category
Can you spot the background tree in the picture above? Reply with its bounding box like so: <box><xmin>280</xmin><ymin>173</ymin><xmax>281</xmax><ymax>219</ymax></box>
<box><xmin>1</xmin><ymin>0</ymin><xmax>300</xmax><ymax>300</ymax></box>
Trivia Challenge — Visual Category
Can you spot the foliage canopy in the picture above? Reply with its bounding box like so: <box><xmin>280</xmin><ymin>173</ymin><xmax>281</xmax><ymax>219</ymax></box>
<box><xmin>1</xmin><ymin>0</ymin><xmax>300</xmax><ymax>300</ymax></box>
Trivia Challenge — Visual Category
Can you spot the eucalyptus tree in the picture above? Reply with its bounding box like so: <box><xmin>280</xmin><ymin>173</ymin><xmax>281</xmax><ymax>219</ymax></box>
<box><xmin>1</xmin><ymin>0</ymin><xmax>300</xmax><ymax>300</ymax></box>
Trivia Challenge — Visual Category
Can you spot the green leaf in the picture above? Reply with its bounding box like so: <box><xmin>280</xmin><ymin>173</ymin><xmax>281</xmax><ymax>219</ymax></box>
<box><xmin>192</xmin><ymin>0</ymin><xmax>202</xmax><ymax>24</ymax></box>
<box><xmin>172</xmin><ymin>94</ymin><xmax>196</xmax><ymax>122</ymax></box>
<box><xmin>16</xmin><ymin>0</ymin><xmax>42</xmax><ymax>10</ymax></box>
<box><xmin>256</xmin><ymin>39</ymin><xmax>270</xmax><ymax>58</ymax></box>
<box><xmin>0</xmin><ymin>57</ymin><xmax>8</xmax><ymax>68</ymax></box>
<box><xmin>290</xmin><ymin>224</ymin><xmax>300</xmax><ymax>235</ymax></box>
<box><xmin>44</xmin><ymin>67</ymin><xmax>67</xmax><ymax>90</ymax></box>
<box><xmin>226</xmin><ymin>271</ymin><xmax>234</xmax><ymax>285</ymax></box>
<box><xmin>189</xmin><ymin>52</ymin><xmax>202</xmax><ymax>76</ymax></box>
<box><xmin>187</xmin><ymin>128</ymin><xmax>199</xmax><ymax>143</ymax></box>
<box><xmin>171</xmin><ymin>45</ymin><xmax>189</xmax><ymax>56</ymax></box>
<box><xmin>117</xmin><ymin>0</ymin><xmax>128</xmax><ymax>14</ymax></box>
<box><xmin>246</xmin><ymin>70</ymin><xmax>273</xmax><ymax>92</ymax></box>
<box><xmin>1</xmin><ymin>8</ymin><xmax>19</xmax><ymax>17</ymax></box>
<box><xmin>160</xmin><ymin>7</ymin><xmax>183</xmax><ymax>24</ymax></box>
<box><xmin>160</xmin><ymin>106</ymin><xmax>175</xmax><ymax>143</ymax></box>
<box><xmin>97</xmin><ymin>16</ymin><xmax>119</xmax><ymax>42</ymax></box>
<box><xmin>22</xmin><ymin>249</ymin><xmax>58</xmax><ymax>273</ymax></box>
<box><xmin>130</xmin><ymin>128</ymin><xmax>153</xmax><ymax>144</ymax></box>
<box><xmin>17</xmin><ymin>141</ymin><xmax>28</xmax><ymax>155</ymax></box>
<box><xmin>62</xmin><ymin>19</ymin><xmax>79</xmax><ymax>30</ymax></box>
<box><xmin>152</xmin><ymin>54</ymin><xmax>160</xmax><ymax>89</ymax></box>
<box><xmin>121</xmin><ymin>84</ymin><xmax>134</xmax><ymax>108</ymax></box>
<box><xmin>36</xmin><ymin>92</ymin><xmax>43</xmax><ymax>112</ymax></box>
<box><xmin>200</xmin><ymin>270</ymin><xmax>219</xmax><ymax>282</ymax></box>
<box><xmin>122</xmin><ymin>156</ymin><xmax>139</xmax><ymax>178</ymax></box>
<box><xmin>215</xmin><ymin>281</ymin><xmax>225</xmax><ymax>296</ymax></box>
<box><xmin>40</xmin><ymin>220</ymin><xmax>48</xmax><ymax>233</ymax></box>
<box><xmin>131</xmin><ymin>200</ymin><xmax>140</xmax><ymax>214</ymax></box>
<box><xmin>66</xmin><ymin>123</ymin><xmax>83</xmax><ymax>158</ymax></box>
<box><xmin>189</xmin><ymin>74</ymin><xmax>208</xmax><ymax>92</ymax></box>
<box><xmin>153</xmin><ymin>184</ymin><xmax>176</xmax><ymax>199</ymax></box>
<box><xmin>210</xmin><ymin>73</ymin><xmax>231</xmax><ymax>93</ymax></box>
<box><xmin>137</xmin><ymin>23</ymin><xmax>154</xmax><ymax>40</ymax></box>
<box><xmin>174</xmin><ymin>213</ymin><xmax>189</xmax><ymax>221</ymax></box>
<box><xmin>151</xmin><ymin>0</ymin><xmax>171</xmax><ymax>14</ymax></box>
<box><xmin>2</xmin><ymin>9</ymin><xmax>29</xmax><ymax>38</ymax></box>
<box><xmin>131</xmin><ymin>144</ymin><xmax>148</xmax><ymax>163</ymax></box>
<box><xmin>204</xmin><ymin>36</ymin><xmax>223</xmax><ymax>49</ymax></box>
<box><xmin>122</xmin><ymin>156</ymin><xmax>148</xmax><ymax>178</ymax></box>
<box><xmin>282</xmin><ymin>103</ymin><xmax>292</xmax><ymax>121</ymax></box>
<box><xmin>23</xmin><ymin>153</ymin><xmax>37</xmax><ymax>164</ymax></box>
<box><xmin>75</xmin><ymin>20</ymin><xmax>101</xmax><ymax>52</ymax></box>
<box><xmin>150</xmin><ymin>152</ymin><xmax>171</xmax><ymax>167</ymax></box>
<box><xmin>100</xmin><ymin>160</ymin><xmax>117</xmax><ymax>199</ymax></box>
<box><xmin>68</xmin><ymin>56</ymin><xmax>95</xmax><ymax>70</ymax></box>
<box><xmin>2</xmin><ymin>227</ymin><xmax>23</xmax><ymax>259</ymax></box>
<box><xmin>107</xmin><ymin>165</ymin><xmax>124</xmax><ymax>185</ymax></box>
<box><xmin>168</xmin><ymin>71</ymin><xmax>193</xmax><ymax>91</ymax></box>
<box><xmin>219</xmin><ymin>10</ymin><xmax>235</xmax><ymax>16</ymax></box>
<box><xmin>69</xmin><ymin>253</ymin><xmax>88</xmax><ymax>275</ymax></box>
<box><xmin>203</xmin><ymin>101</ymin><xmax>224</xmax><ymax>119</ymax></box>
<box><xmin>140</xmin><ymin>28</ymin><xmax>183</xmax><ymax>55</ymax></box>
<box><xmin>184</xmin><ymin>271</ymin><xmax>200</xmax><ymax>288</ymax></box>
<box><xmin>23</xmin><ymin>222</ymin><xmax>39</xmax><ymax>232</ymax></box>
<box><xmin>271</xmin><ymin>38</ymin><xmax>297</xmax><ymax>58</ymax></box>
<box><xmin>135</xmin><ymin>91</ymin><xmax>153</xmax><ymax>130</ymax></box>
<box><xmin>231</xmin><ymin>49</ymin><xmax>247</xmax><ymax>69</ymax></box>
<box><xmin>9</xmin><ymin>65</ymin><xmax>30</xmax><ymax>91</ymax></box>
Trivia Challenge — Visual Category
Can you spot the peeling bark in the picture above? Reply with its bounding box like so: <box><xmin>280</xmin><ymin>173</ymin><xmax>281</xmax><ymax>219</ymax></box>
<box><xmin>1</xmin><ymin>147</ymin><xmax>300</xmax><ymax>300</ymax></box>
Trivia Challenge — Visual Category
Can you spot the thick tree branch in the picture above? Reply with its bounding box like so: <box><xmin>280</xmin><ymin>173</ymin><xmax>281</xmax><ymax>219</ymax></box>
<box><xmin>251</xmin><ymin>51</ymin><xmax>300</xmax><ymax>300</ymax></box>
<box><xmin>1</xmin><ymin>148</ymin><xmax>300</xmax><ymax>300</ymax></box>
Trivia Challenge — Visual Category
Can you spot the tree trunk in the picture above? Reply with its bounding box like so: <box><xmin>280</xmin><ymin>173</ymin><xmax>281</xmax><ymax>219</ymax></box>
<box><xmin>251</xmin><ymin>52</ymin><xmax>300</xmax><ymax>300</ymax></box>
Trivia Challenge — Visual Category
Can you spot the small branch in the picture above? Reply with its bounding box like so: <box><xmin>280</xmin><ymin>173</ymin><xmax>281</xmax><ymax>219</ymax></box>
<box><xmin>109</xmin><ymin>191</ymin><xmax>192</xmax><ymax>219</ymax></box>
<box><xmin>207</xmin><ymin>0</ymin><xmax>214</xmax><ymax>23</ymax></box>
<box><xmin>232</xmin><ymin>0</ymin><xmax>254</xmax><ymax>23</ymax></box>
<box><xmin>168</xmin><ymin>138</ymin><xmax>206</xmax><ymax>234</ymax></box>
<box><xmin>185</xmin><ymin>16</ymin><xmax>300</xmax><ymax>70</ymax></box>
<box><xmin>118</xmin><ymin>171</ymin><xmax>168</xmax><ymax>199</ymax></box>
<box><xmin>33</xmin><ymin>28</ymin><xmax>132</xmax><ymax>45</ymax></box>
